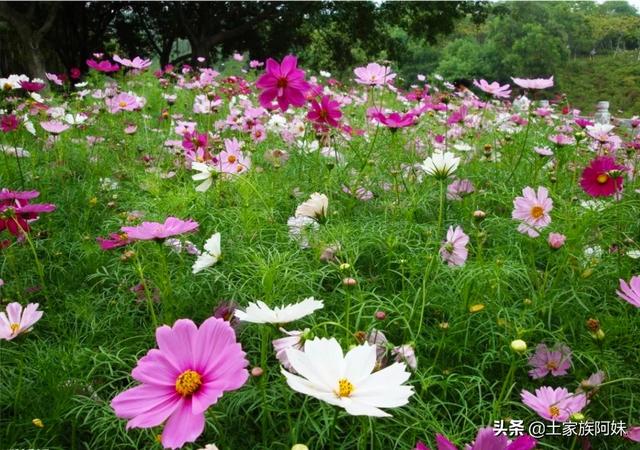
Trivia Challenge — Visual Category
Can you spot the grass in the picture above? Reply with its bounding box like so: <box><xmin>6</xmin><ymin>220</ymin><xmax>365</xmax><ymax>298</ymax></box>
<box><xmin>0</xmin><ymin>67</ymin><xmax>639</xmax><ymax>450</ymax></box>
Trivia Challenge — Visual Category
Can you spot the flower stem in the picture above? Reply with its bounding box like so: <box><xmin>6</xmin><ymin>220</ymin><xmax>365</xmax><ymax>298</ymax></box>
<box><xmin>437</xmin><ymin>179</ymin><xmax>446</xmax><ymax>233</ymax></box>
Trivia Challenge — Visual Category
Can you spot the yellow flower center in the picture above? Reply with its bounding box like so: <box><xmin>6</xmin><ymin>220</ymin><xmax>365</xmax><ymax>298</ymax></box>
<box><xmin>335</xmin><ymin>378</ymin><xmax>354</xmax><ymax>398</ymax></box>
<box><xmin>530</xmin><ymin>205</ymin><xmax>544</xmax><ymax>219</ymax></box>
<box><xmin>596</xmin><ymin>174</ymin><xmax>609</xmax><ymax>184</ymax></box>
<box><xmin>175</xmin><ymin>370</ymin><xmax>202</xmax><ymax>396</ymax></box>
<box><xmin>118</xmin><ymin>100</ymin><xmax>127</xmax><ymax>108</ymax></box>
<box><xmin>546</xmin><ymin>361</ymin><xmax>558</xmax><ymax>370</ymax></box>
<box><xmin>227</xmin><ymin>155</ymin><xmax>237</xmax><ymax>163</ymax></box>
<box><xmin>549</xmin><ymin>405</ymin><xmax>560</xmax><ymax>418</ymax></box>
<box><xmin>10</xmin><ymin>323</ymin><xmax>20</xmax><ymax>334</ymax></box>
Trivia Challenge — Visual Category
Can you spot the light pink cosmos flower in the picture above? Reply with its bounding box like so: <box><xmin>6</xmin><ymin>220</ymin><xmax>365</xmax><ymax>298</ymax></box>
<box><xmin>511</xmin><ymin>76</ymin><xmax>554</xmax><ymax>90</ymax></box>
<box><xmin>473</xmin><ymin>79</ymin><xmax>511</xmax><ymax>98</ymax></box>
<box><xmin>113</xmin><ymin>55</ymin><xmax>152</xmax><ymax>70</ymax></box>
<box><xmin>446</xmin><ymin>179</ymin><xmax>475</xmax><ymax>201</ymax></box>
<box><xmin>354</xmin><ymin>62</ymin><xmax>396</xmax><ymax>86</ymax></box>
<box><xmin>528</xmin><ymin>343</ymin><xmax>572</xmax><ymax>379</ymax></box>
<box><xmin>0</xmin><ymin>302</ymin><xmax>43</xmax><ymax>340</ymax></box>
<box><xmin>272</xmin><ymin>328</ymin><xmax>308</xmax><ymax>370</ymax></box>
<box><xmin>217</xmin><ymin>138</ymin><xmax>250</xmax><ymax>175</ymax></box>
<box><xmin>392</xmin><ymin>344</ymin><xmax>417</xmax><ymax>370</ymax></box>
<box><xmin>40</xmin><ymin>120</ymin><xmax>70</xmax><ymax>134</ymax></box>
<box><xmin>534</xmin><ymin>146</ymin><xmax>554</xmax><ymax>156</ymax></box>
<box><xmin>547</xmin><ymin>232</ymin><xmax>566</xmax><ymax>249</ymax></box>
<box><xmin>512</xmin><ymin>186</ymin><xmax>553</xmax><ymax>238</ymax></box>
<box><xmin>106</xmin><ymin>92</ymin><xmax>142</xmax><ymax>113</ymax></box>
<box><xmin>256</xmin><ymin>55</ymin><xmax>310</xmax><ymax>111</ymax></box>
<box><xmin>617</xmin><ymin>275</ymin><xmax>640</xmax><ymax>308</ymax></box>
<box><xmin>548</xmin><ymin>134</ymin><xmax>575</xmax><ymax>146</ymax></box>
<box><xmin>45</xmin><ymin>72</ymin><xmax>64</xmax><ymax>86</ymax></box>
<box><xmin>111</xmin><ymin>318</ymin><xmax>249</xmax><ymax>449</ymax></box>
<box><xmin>440</xmin><ymin>226</ymin><xmax>469</xmax><ymax>267</ymax></box>
<box><xmin>521</xmin><ymin>386</ymin><xmax>588</xmax><ymax>422</ymax></box>
<box><xmin>121</xmin><ymin>217</ymin><xmax>198</xmax><ymax>241</ymax></box>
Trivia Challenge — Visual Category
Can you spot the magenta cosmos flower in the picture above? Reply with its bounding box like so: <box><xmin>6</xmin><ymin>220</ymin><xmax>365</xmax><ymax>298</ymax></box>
<box><xmin>440</xmin><ymin>226</ymin><xmax>469</xmax><ymax>267</ymax></box>
<box><xmin>512</xmin><ymin>186</ymin><xmax>553</xmax><ymax>238</ymax></box>
<box><xmin>354</xmin><ymin>62</ymin><xmax>396</xmax><ymax>86</ymax></box>
<box><xmin>0</xmin><ymin>189</ymin><xmax>56</xmax><ymax>238</ymax></box>
<box><xmin>19</xmin><ymin>80</ymin><xmax>46</xmax><ymax>92</ymax></box>
<box><xmin>521</xmin><ymin>386</ymin><xmax>587</xmax><ymax>422</ymax></box>
<box><xmin>307</xmin><ymin>95</ymin><xmax>342</xmax><ymax>128</ymax></box>
<box><xmin>511</xmin><ymin>76</ymin><xmax>554</xmax><ymax>90</ymax></box>
<box><xmin>528</xmin><ymin>343</ymin><xmax>572</xmax><ymax>379</ymax></box>
<box><xmin>415</xmin><ymin>427</ymin><xmax>537</xmax><ymax>450</ymax></box>
<box><xmin>617</xmin><ymin>275</ymin><xmax>640</xmax><ymax>308</ymax></box>
<box><xmin>371</xmin><ymin>110</ymin><xmax>416</xmax><ymax>129</ymax></box>
<box><xmin>473</xmin><ymin>79</ymin><xmax>511</xmax><ymax>98</ymax></box>
<box><xmin>0</xmin><ymin>302</ymin><xmax>43</xmax><ymax>340</ymax></box>
<box><xmin>121</xmin><ymin>217</ymin><xmax>198</xmax><ymax>241</ymax></box>
<box><xmin>255</xmin><ymin>55</ymin><xmax>310</xmax><ymax>111</ymax></box>
<box><xmin>111</xmin><ymin>318</ymin><xmax>249</xmax><ymax>449</ymax></box>
<box><xmin>97</xmin><ymin>232</ymin><xmax>134</xmax><ymax>250</ymax></box>
<box><xmin>1</xmin><ymin>114</ymin><xmax>19</xmax><ymax>133</ymax></box>
<box><xmin>579</xmin><ymin>156</ymin><xmax>626</xmax><ymax>197</ymax></box>
<box><xmin>86</xmin><ymin>59</ymin><xmax>120</xmax><ymax>73</ymax></box>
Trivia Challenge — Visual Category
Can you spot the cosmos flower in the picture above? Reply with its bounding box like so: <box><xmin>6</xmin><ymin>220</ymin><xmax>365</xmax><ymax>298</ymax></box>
<box><xmin>439</xmin><ymin>226</ymin><xmax>469</xmax><ymax>267</ymax></box>
<box><xmin>282</xmin><ymin>337</ymin><xmax>413</xmax><ymax>417</ymax></box>
<box><xmin>511</xmin><ymin>76</ymin><xmax>554</xmax><ymax>90</ymax></box>
<box><xmin>121</xmin><ymin>217</ymin><xmax>198</xmax><ymax>241</ymax></box>
<box><xmin>420</xmin><ymin>151</ymin><xmax>460</xmax><ymax>179</ymax></box>
<box><xmin>579</xmin><ymin>156</ymin><xmax>626</xmax><ymax>197</ymax></box>
<box><xmin>547</xmin><ymin>232</ymin><xmax>566</xmax><ymax>249</ymax></box>
<box><xmin>235</xmin><ymin>297</ymin><xmax>323</xmax><ymax>324</ymax></box>
<box><xmin>353</xmin><ymin>63</ymin><xmax>396</xmax><ymax>86</ymax></box>
<box><xmin>446</xmin><ymin>179</ymin><xmax>475</xmax><ymax>201</ymax></box>
<box><xmin>616</xmin><ymin>275</ymin><xmax>640</xmax><ymax>308</ymax></box>
<box><xmin>86</xmin><ymin>59</ymin><xmax>120</xmax><ymax>73</ymax></box>
<box><xmin>371</xmin><ymin>111</ymin><xmax>416</xmax><ymax>129</ymax></box>
<box><xmin>295</xmin><ymin>193</ymin><xmax>328</xmax><ymax>221</ymax></box>
<box><xmin>307</xmin><ymin>95</ymin><xmax>342</xmax><ymax>128</ymax></box>
<box><xmin>1</xmin><ymin>114</ymin><xmax>19</xmax><ymax>133</ymax></box>
<box><xmin>512</xmin><ymin>186</ymin><xmax>553</xmax><ymax>238</ymax></box>
<box><xmin>473</xmin><ymin>79</ymin><xmax>511</xmax><ymax>98</ymax></box>
<box><xmin>287</xmin><ymin>215</ymin><xmax>319</xmax><ymax>249</ymax></box>
<box><xmin>113</xmin><ymin>55</ymin><xmax>152</xmax><ymax>70</ymax></box>
<box><xmin>256</xmin><ymin>55</ymin><xmax>310</xmax><ymax>111</ymax></box>
<box><xmin>416</xmin><ymin>427</ymin><xmax>537</xmax><ymax>450</ymax></box>
<box><xmin>97</xmin><ymin>232</ymin><xmax>134</xmax><ymax>250</ymax></box>
<box><xmin>272</xmin><ymin>328</ymin><xmax>310</xmax><ymax>370</ymax></box>
<box><xmin>111</xmin><ymin>318</ymin><xmax>249</xmax><ymax>449</ymax></box>
<box><xmin>192</xmin><ymin>233</ymin><xmax>221</xmax><ymax>274</ymax></box>
<box><xmin>0</xmin><ymin>302</ymin><xmax>43</xmax><ymax>341</ymax></box>
<box><xmin>528</xmin><ymin>343</ymin><xmax>572</xmax><ymax>379</ymax></box>
<box><xmin>40</xmin><ymin>120</ymin><xmax>70</xmax><ymax>134</ymax></box>
<box><xmin>106</xmin><ymin>92</ymin><xmax>143</xmax><ymax>113</ymax></box>
<box><xmin>520</xmin><ymin>386</ymin><xmax>587</xmax><ymax>422</ymax></box>
<box><xmin>217</xmin><ymin>138</ymin><xmax>251</xmax><ymax>175</ymax></box>
<box><xmin>0</xmin><ymin>189</ymin><xmax>56</xmax><ymax>238</ymax></box>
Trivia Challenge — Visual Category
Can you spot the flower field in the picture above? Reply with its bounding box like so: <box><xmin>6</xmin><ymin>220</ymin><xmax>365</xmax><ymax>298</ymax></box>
<box><xmin>1</xmin><ymin>55</ymin><xmax>639</xmax><ymax>450</ymax></box>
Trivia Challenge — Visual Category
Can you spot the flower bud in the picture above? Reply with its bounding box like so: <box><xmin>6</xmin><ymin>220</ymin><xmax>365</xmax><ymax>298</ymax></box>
<box><xmin>570</xmin><ymin>413</ymin><xmax>586</xmax><ymax>422</ymax></box>
<box><xmin>342</xmin><ymin>277</ymin><xmax>357</xmax><ymax>287</ymax></box>
<box><xmin>292</xmin><ymin>444</ymin><xmax>309</xmax><ymax>450</ymax></box>
<box><xmin>473</xmin><ymin>210</ymin><xmax>486</xmax><ymax>220</ymax></box>
<box><xmin>547</xmin><ymin>232</ymin><xmax>566</xmax><ymax>249</ymax></box>
<box><xmin>251</xmin><ymin>367</ymin><xmax>264</xmax><ymax>377</ymax></box>
<box><xmin>339</xmin><ymin>263</ymin><xmax>351</xmax><ymax>271</ymax></box>
<box><xmin>32</xmin><ymin>418</ymin><xmax>44</xmax><ymax>428</ymax></box>
<box><xmin>510</xmin><ymin>339</ymin><xmax>528</xmax><ymax>353</ymax></box>
<box><xmin>375</xmin><ymin>310</ymin><xmax>386</xmax><ymax>320</ymax></box>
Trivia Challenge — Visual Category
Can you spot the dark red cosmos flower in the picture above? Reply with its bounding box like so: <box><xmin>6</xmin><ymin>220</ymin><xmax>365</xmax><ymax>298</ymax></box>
<box><xmin>0</xmin><ymin>189</ymin><xmax>56</xmax><ymax>238</ymax></box>
<box><xmin>70</xmin><ymin>68</ymin><xmax>81</xmax><ymax>79</ymax></box>
<box><xmin>580</xmin><ymin>156</ymin><xmax>627</xmax><ymax>197</ymax></box>
<box><xmin>19</xmin><ymin>81</ymin><xmax>46</xmax><ymax>92</ymax></box>
<box><xmin>307</xmin><ymin>95</ymin><xmax>342</xmax><ymax>128</ymax></box>
<box><xmin>1</xmin><ymin>114</ymin><xmax>19</xmax><ymax>133</ymax></box>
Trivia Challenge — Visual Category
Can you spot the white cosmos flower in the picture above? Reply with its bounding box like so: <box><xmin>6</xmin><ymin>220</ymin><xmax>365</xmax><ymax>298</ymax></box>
<box><xmin>282</xmin><ymin>337</ymin><xmax>414</xmax><ymax>417</ymax></box>
<box><xmin>295</xmin><ymin>193</ymin><xmax>328</xmax><ymax>221</ymax></box>
<box><xmin>420</xmin><ymin>151</ymin><xmax>460</xmax><ymax>179</ymax></box>
<box><xmin>191</xmin><ymin>162</ymin><xmax>217</xmax><ymax>192</ymax></box>
<box><xmin>63</xmin><ymin>113</ymin><xmax>88</xmax><ymax>125</ymax></box>
<box><xmin>0</xmin><ymin>145</ymin><xmax>30</xmax><ymax>158</ymax></box>
<box><xmin>192</xmin><ymin>232</ymin><xmax>221</xmax><ymax>274</ymax></box>
<box><xmin>235</xmin><ymin>297</ymin><xmax>323</xmax><ymax>324</ymax></box>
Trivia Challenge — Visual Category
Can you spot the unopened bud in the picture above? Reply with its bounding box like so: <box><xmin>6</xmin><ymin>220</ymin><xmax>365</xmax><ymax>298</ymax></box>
<box><xmin>342</xmin><ymin>277</ymin><xmax>357</xmax><ymax>287</ymax></box>
<box><xmin>510</xmin><ymin>339</ymin><xmax>528</xmax><ymax>353</ymax></box>
<box><xmin>251</xmin><ymin>367</ymin><xmax>264</xmax><ymax>377</ymax></box>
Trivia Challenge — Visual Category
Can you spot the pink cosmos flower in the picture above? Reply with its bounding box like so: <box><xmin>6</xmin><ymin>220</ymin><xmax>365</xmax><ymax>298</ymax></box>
<box><xmin>113</xmin><ymin>55</ymin><xmax>152</xmax><ymax>70</ymax></box>
<box><xmin>446</xmin><ymin>179</ymin><xmax>475</xmax><ymax>200</ymax></box>
<box><xmin>106</xmin><ymin>92</ymin><xmax>142</xmax><ymax>113</ymax></box>
<box><xmin>574</xmin><ymin>118</ymin><xmax>594</xmax><ymax>129</ymax></box>
<box><xmin>86</xmin><ymin>59</ymin><xmax>120</xmax><ymax>73</ymax></box>
<box><xmin>19</xmin><ymin>80</ymin><xmax>46</xmax><ymax>92</ymax></box>
<box><xmin>371</xmin><ymin>110</ymin><xmax>416</xmax><ymax>129</ymax></box>
<box><xmin>40</xmin><ymin>120</ymin><xmax>70</xmax><ymax>134</ymax></box>
<box><xmin>97</xmin><ymin>232</ymin><xmax>134</xmax><ymax>250</ymax></box>
<box><xmin>217</xmin><ymin>138</ymin><xmax>250</xmax><ymax>174</ymax></box>
<box><xmin>0</xmin><ymin>189</ymin><xmax>56</xmax><ymax>238</ymax></box>
<box><xmin>440</xmin><ymin>226</ymin><xmax>469</xmax><ymax>267</ymax></box>
<box><xmin>307</xmin><ymin>95</ymin><xmax>342</xmax><ymax>128</ymax></box>
<box><xmin>512</xmin><ymin>186</ymin><xmax>553</xmax><ymax>238</ymax></box>
<box><xmin>342</xmin><ymin>185</ymin><xmax>373</xmax><ymax>201</ymax></box>
<box><xmin>272</xmin><ymin>328</ymin><xmax>308</xmax><ymax>370</ymax></box>
<box><xmin>548</xmin><ymin>134</ymin><xmax>575</xmax><ymax>146</ymax></box>
<box><xmin>1</xmin><ymin>114</ymin><xmax>19</xmax><ymax>133</ymax></box>
<box><xmin>528</xmin><ymin>343</ymin><xmax>572</xmax><ymax>379</ymax></box>
<box><xmin>547</xmin><ymin>232</ymin><xmax>566</xmax><ymax>249</ymax></box>
<box><xmin>45</xmin><ymin>72</ymin><xmax>64</xmax><ymax>86</ymax></box>
<box><xmin>353</xmin><ymin>63</ymin><xmax>396</xmax><ymax>86</ymax></box>
<box><xmin>511</xmin><ymin>76</ymin><xmax>554</xmax><ymax>90</ymax></box>
<box><xmin>121</xmin><ymin>217</ymin><xmax>198</xmax><ymax>241</ymax></box>
<box><xmin>533</xmin><ymin>146</ymin><xmax>553</xmax><ymax>156</ymax></box>
<box><xmin>521</xmin><ymin>386</ymin><xmax>588</xmax><ymax>422</ymax></box>
<box><xmin>416</xmin><ymin>427</ymin><xmax>537</xmax><ymax>450</ymax></box>
<box><xmin>111</xmin><ymin>318</ymin><xmax>249</xmax><ymax>449</ymax></box>
<box><xmin>579</xmin><ymin>156</ymin><xmax>626</xmax><ymax>197</ymax></box>
<box><xmin>616</xmin><ymin>275</ymin><xmax>640</xmax><ymax>308</ymax></box>
<box><xmin>392</xmin><ymin>344</ymin><xmax>417</xmax><ymax>370</ymax></box>
<box><xmin>626</xmin><ymin>426</ymin><xmax>640</xmax><ymax>442</ymax></box>
<box><xmin>249</xmin><ymin>60</ymin><xmax>264</xmax><ymax>68</ymax></box>
<box><xmin>473</xmin><ymin>79</ymin><xmax>511</xmax><ymax>98</ymax></box>
<box><xmin>0</xmin><ymin>302</ymin><xmax>43</xmax><ymax>340</ymax></box>
<box><xmin>256</xmin><ymin>55</ymin><xmax>310</xmax><ymax>111</ymax></box>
